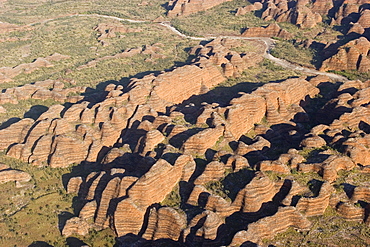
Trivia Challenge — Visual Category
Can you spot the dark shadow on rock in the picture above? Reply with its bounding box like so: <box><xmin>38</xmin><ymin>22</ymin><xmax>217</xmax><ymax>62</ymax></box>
<box><xmin>179</xmin><ymin>181</ymin><xmax>193</xmax><ymax>206</ymax></box>
<box><xmin>71</xmin><ymin>196</ymin><xmax>86</xmax><ymax>216</ymax></box>
<box><xmin>61</xmin><ymin>161</ymin><xmax>103</xmax><ymax>190</ymax></box>
<box><xmin>58</xmin><ymin>211</ymin><xmax>74</xmax><ymax>232</ymax></box>
<box><xmin>161</xmin><ymin>152</ymin><xmax>181</xmax><ymax>165</ymax></box>
<box><xmin>178</xmin><ymin>81</ymin><xmax>265</xmax><ymax>109</ymax></box>
<box><xmin>138</xmin><ymin>203</ymin><xmax>161</xmax><ymax>236</ymax></box>
<box><xmin>342</xmin><ymin>183</ymin><xmax>356</xmax><ymax>199</ymax></box>
<box><xmin>273</xmin><ymin>179</ymin><xmax>293</xmax><ymax>203</ymax></box>
<box><xmin>24</xmin><ymin>105</ymin><xmax>48</xmax><ymax>120</ymax></box>
<box><xmin>184</xmin><ymin>214</ymin><xmax>207</xmax><ymax>244</ymax></box>
<box><xmin>188</xmin><ymin>158</ymin><xmax>208</xmax><ymax>183</ymax></box>
<box><xmin>117</xmin><ymin>233</ymin><xmax>187</xmax><ymax>246</ymax></box>
<box><xmin>169</xmin><ymin>128</ymin><xmax>205</xmax><ymax>149</ymax></box>
<box><xmin>28</xmin><ymin>241</ymin><xmax>54</xmax><ymax>247</ymax></box>
<box><xmin>359</xmin><ymin>120</ymin><xmax>370</xmax><ymax>134</ymax></box>
<box><xmin>152</xmin><ymin>239</ymin><xmax>186</xmax><ymax>247</ymax></box>
<box><xmin>198</xmin><ymin>191</ymin><xmax>210</xmax><ymax>208</ymax></box>
<box><xmin>241</xmin><ymin>241</ymin><xmax>259</xmax><ymax>247</ymax></box>
<box><xmin>245</xmin><ymin>150</ymin><xmax>267</xmax><ymax>168</ymax></box>
<box><xmin>186</xmin><ymin>219</ymin><xmax>228</xmax><ymax>246</ymax></box>
<box><xmin>66</xmin><ymin>237</ymin><xmax>88</xmax><ymax>247</ymax></box>
<box><xmin>223</xmin><ymin>201</ymin><xmax>279</xmax><ymax>245</ymax></box>
<box><xmin>116</xmin><ymin>233</ymin><xmax>148</xmax><ymax>247</ymax></box>
<box><xmin>0</xmin><ymin>117</ymin><xmax>20</xmax><ymax>130</ymax></box>
<box><xmin>308</xmin><ymin>179</ymin><xmax>325</xmax><ymax>197</ymax></box>
<box><xmin>223</xmin><ymin>169</ymin><xmax>255</xmax><ymax>201</ymax></box>
<box><xmin>305</xmin><ymin>149</ymin><xmax>330</xmax><ymax>164</ymax></box>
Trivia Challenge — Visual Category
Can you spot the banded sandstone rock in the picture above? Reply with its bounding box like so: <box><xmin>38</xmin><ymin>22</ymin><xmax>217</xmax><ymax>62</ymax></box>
<box><xmin>0</xmin><ymin>168</ymin><xmax>31</xmax><ymax>184</ymax></box>
<box><xmin>231</xmin><ymin>206</ymin><xmax>311</xmax><ymax>245</ymax></box>
<box><xmin>232</xmin><ymin>172</ymin><xmax>277</xmax><ymax>213</ymax></box>
<box><xmin>242</xmin><ymin>23</ymin><xmax>293</xmax><ymax>39</ymax></box>
<box><xmin>296</xmin><ymin>182</ymin><xmax>334</xmax><ymax>216</ymax></box>
<box><xmin>143</xmin><ymin>206</ymin><xmax>186</xmax><ymax>241</ymax></box>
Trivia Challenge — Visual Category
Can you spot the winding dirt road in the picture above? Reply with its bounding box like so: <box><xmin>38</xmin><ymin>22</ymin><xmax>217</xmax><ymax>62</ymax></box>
<box><xmin>30</xmin><ymin>14</ymin><xmax>348</xmax><ymax>82</ymax></box>
<box><xmin>159</xmin><ymin>21</ymin><xmax>347</xmax><ymax>82</ymax></box>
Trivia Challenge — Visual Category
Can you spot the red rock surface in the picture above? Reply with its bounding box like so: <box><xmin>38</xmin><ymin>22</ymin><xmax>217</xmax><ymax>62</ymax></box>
<box><xmin>167</xmin><ymin>0</ymin><xmax>232</xmax><ymax>17</ymax></box>
<box><xmin>242</xmin><ymin>23</ymin><xmax>293</xmax><ymax>39</ymax></box>
<box><xmin>231</xmin><ymin>206</ymin><xmax>311</xmax><ymax>245</ymax></box>
<box><xmin>0</xmin><ymin>166</ymin><xmax>31</xmax><ymax>184</ymax></box>
<box><xmin>320</xmin><ymin>37</ymin><xmax>370</xmax><ymax>72</ymax></box>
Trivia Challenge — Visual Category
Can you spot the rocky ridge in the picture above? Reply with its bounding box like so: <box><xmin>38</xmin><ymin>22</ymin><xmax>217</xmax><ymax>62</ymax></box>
<box><xmin>0</xmin><ymin>53</ymin><xmax>70</xmax><ymax>83</ymax></box>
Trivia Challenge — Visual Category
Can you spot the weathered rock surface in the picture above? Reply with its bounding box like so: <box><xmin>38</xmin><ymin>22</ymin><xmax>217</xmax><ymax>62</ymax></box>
<box><xmin>0</xmin><ymin>166</ymin><xmax>31</xmax><ymax>184</ymax></box>
<box><xmin>320</xmin><ymin>37</ymin><xmax>370</xmax><ymax>72</ymax></box>
<box><xmin>184</xmin><ymin>210</ymin><xmax>224</xmax><ymax>243</ymax></box>
<box><xmin>296</xmin><ymin>182</ymin><xmax>333</xmax><ymax>216</ymax></box>
<box><xmin>128</xmin><ymin>159</ymin><xmax>183</xmax><ymax>208</ymax></box>
<box><xmin>233</xmin><ymin>172</ymin><xmax>277</xmax><ymax>213</ymax></box>
<box><xmin>231</xmin><ymin>206</ymin><xmax>311</xmax><ymax>245</ymax></box>
<box><xmin>236</xmin><ymin>2</ymin><xmax>263</xmax><ymax>16</ymax></box>
<box><xmin>167</xmin><ymin>0</ymin><xmax>232</xmax><ymax>17</ymax></box>
<box><xmin>0</xmin><ymin>53</ymin><xmax>70</xmax><ymax>83</ymax></box>
<box><xmin>143</xmin><ymin>206</ymin><xmax>186</xmax><ymax>241</ymax></box>
<box><xmin>62</xmin><ymin>217</ymin><xmax>90</xmax><ymax>237</ymax></box>
<box><xmin>242</xmin><ymin>23</ymin><xmax>293</xmax><ymax>39</ymax></box>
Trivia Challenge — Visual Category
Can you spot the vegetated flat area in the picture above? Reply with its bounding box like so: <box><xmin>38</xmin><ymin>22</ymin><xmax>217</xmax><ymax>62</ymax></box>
<box><xmin>0</xmin><ymin>149</ymin><xmax>118</xmax><ymax>247</ymax></box>
<box><xmin>0</xmin><ymin>14</ymin><xmax>199</xmax><ymax>125</ymax></box>
<box><xmin>0</xmin><ymin>0</ymin><xmax>167</xmax><ymax>23</ymax></box>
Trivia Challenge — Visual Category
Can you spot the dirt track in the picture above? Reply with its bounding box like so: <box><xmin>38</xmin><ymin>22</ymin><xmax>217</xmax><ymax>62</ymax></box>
<box><xmin>30</xmin><ymin>14</ymin><xmax>348</xmax><ymax>82</ymax></box>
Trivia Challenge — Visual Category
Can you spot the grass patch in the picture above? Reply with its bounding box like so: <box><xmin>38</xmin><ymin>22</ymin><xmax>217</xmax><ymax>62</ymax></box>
<box><xmin>161</xmin><ymin>184</ymin><xmax>181</xmax><ymax>208</ymax></box>
<box><xmin>0</xmin><ymin>16</ymin><xmax>197</xmax><ymax>90</ymax></box>
<box><xmin>171</xmin><ymin>0</ymin><xmax>269</xmax><ymax>37</ymax></box>
<box><xmin>330</xmin><ymin>70</ymin><xmax>370</xmax><ymax>81</ymax></box>
<box><xmin>0</xmin><ymin>98</ymin><xmax>61</xmax><ymax>124</ymax></box>
<box><xmin>270</xmin><ymin>40</ymin><xmax>317</xmax><ymax>68</ymax></box>
<box><xmin>0</xmin><ymin>152</ymin><xmax>74</xmax><ymax>246</ymax></box>
<box><xmin>269</xmin><ymin>206</ymin><xmax>370</xmax><ymax>246</ymax></box>
<box><xmin>204</xmin><ymin>180</ymin><xmax>231</xmax><ymax>202</ymax></box>
<box><xmin>0</xmin><ymin>0</ymin><xmax>167</xmax><ymax>23</ymax></box>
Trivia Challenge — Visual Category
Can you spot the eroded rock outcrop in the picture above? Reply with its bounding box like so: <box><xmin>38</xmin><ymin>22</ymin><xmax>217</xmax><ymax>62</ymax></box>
<box><xmin>0</xmin><ymin>165</ymin><xmax>31</xmax><ymax>185</ymax></box>
<box><xmin>241</xmin><ymin>23</ymin><xmax>293</xmax><ymax>39</ymax></box>
<box><xmin>167</xmin><ymin>0</ymin><xmax>232</xmax><ymax>17</ymax></box>
<box><xmin>231</xmin><ymin>206</ymin><xmax>311</xmax><ymax>245</ymax></box>
<box><xmin>0</xmin><ymin>53</ymin><xmax>70</xmax><ymax>83</ymax></box>
<box><xmin>233</xmin><ymin>172</ymin><xmax>277</xmax><ymax>213</ymax></box>
<box><xmin>143</xmin><ymin>206</ymin><xmax>186</xmax><ymax>241</ymax></box>
<box><xmin>320</xmin><ymin>37</ymin><xmax>370</xmax><ymax>72</ymax></box>
<box><xmin>296</xmin><ymin>182</ymin><xmax>333</xmax><ymax>216</ymax></box>
<box><xmin>4</xmin><ymin>25</ymin><xmax>370</xmax><ymax>246</ymax></box>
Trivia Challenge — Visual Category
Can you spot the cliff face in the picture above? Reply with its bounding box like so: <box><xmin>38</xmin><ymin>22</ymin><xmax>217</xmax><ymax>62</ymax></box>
<box><xmin>320</xmin><ymin>37</ymin><xmax>370</xmax><ymax>72</ymax></box>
